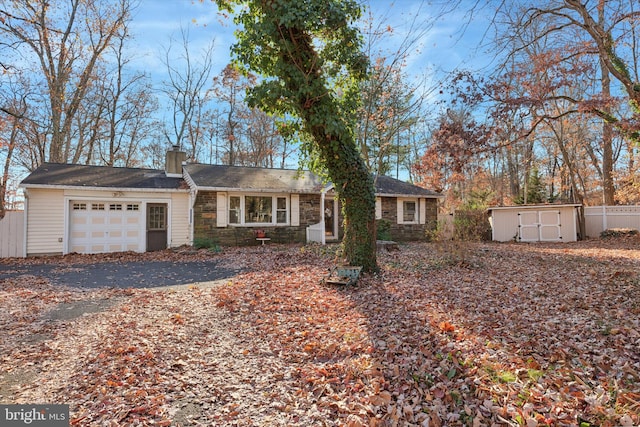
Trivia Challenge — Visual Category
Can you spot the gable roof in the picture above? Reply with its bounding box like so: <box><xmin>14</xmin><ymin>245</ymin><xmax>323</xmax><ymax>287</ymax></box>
<box><xmin>20</xmin><ymin>162</ymin><xmax>442</xmax><ymax>198</ymax></box>
<box><xmin>20</xmin><ymin>163</ymin><xmax>186</xmax><ymax>191</ymax></box>
<box><xmin>184</xmin><ymin>164</ymin><xmax>327</xmax><ymax>194</ymax></box>
<box><xmin>374</xmin><ymin>175</ymin><xmax>442</xmax><ymax>198</ymax></box>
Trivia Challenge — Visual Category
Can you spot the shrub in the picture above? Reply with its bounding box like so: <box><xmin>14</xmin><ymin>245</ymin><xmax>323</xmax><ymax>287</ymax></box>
<box><xmin>193</xmin><ymin>237</ymin><xmax>222</xmax><ymax>252</ymax></box>
<box><xmin>376</xmin><ymin>218</ymin><xmax>392</xmax><ymax>241</ymax></box>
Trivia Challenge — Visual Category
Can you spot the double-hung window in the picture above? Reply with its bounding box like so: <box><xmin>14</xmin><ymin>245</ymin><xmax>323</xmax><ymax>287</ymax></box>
<box><xmin>228</xmin><ymin>194</ymin><xmax>288</xmax><ymax>225</ymax></box>
<box><xmin>398</xmin><ymin>198</ymin><xmax>419</xmax><ymax>224</ymax></box>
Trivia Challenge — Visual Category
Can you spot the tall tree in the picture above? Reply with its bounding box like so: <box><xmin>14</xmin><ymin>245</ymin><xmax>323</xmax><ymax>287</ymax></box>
<box><xmin>0</xmin><ymin>0</ymin><xmax>132</xmax><ymax>164</ymax></box>
<box><xmin>215</xmin><ymin>0</ymin><xmax>377</xmax><ymax>271</ymax></box>
<box><xmin>160</xmin><ymin>26</ymin><xmax>215</xmax><ymax>162</ymax></box>
<box><xmin>497</xmin><ymin>0</ymin><xmax>640</xmax><ymax>203</ymax></box>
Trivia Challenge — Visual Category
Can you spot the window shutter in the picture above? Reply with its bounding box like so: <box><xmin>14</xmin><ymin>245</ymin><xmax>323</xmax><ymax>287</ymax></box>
<box><xmin>376</xmin><ymin>197</ymin><xmax>382</xmax><ymax>219</ymax></box>
<box><xmin>216</xmin><ymin>192</ymin><xmax>227</xmax><ymax>227</ymax></box>
<box><xmin>419</xmin><ymin>199</ymin><xmax>426</xmax><ymax>224</ymax></box>
<box><xmin>291</xmin><ymin>194</ymin><xmax>300</xmax><ymax>226</ymax></box>
<box><xmin>396</xmin><ymin>199</ymin><xmax>403</xmax><ymax>224</ymax></box>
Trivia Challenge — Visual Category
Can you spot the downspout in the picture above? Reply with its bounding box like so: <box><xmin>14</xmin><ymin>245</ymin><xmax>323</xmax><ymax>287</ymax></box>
<box><xmin>22</xmin><ymin>188</ymin><xmax>28</xmax><ymax>257</ymax></box>
<box><xmin>189</xmin><ymin>187</ymin><xmax>197</xmax><ymax>246</ymax></box>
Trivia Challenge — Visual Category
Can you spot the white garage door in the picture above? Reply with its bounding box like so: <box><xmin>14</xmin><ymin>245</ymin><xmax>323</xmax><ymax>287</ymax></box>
<box><xmin>69</xmin><ymin>201</ymin><xmax>143</xmax><ymax>254</ymax></box>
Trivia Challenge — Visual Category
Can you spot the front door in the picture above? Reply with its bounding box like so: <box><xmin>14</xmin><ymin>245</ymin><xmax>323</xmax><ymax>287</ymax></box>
<box><xmin>324</xmin><ymin>198</ymin><xmax>337</xmax><ymax>239</ymax></box>
<box><xmin>146</xmin><ymin>203</ymin><xmax>167</xmax><ymax>251</ymax></box>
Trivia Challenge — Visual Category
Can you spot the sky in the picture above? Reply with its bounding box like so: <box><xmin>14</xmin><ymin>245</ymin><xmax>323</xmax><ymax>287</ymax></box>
<box><xmin>127</xmin><ymin>0</ymin><xmax>496</xmax><ymax>104</ymax></box>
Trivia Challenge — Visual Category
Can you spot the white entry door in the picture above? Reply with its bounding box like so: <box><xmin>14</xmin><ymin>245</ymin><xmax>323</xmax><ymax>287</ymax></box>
<box><xmin>69</xmin><ymin>201</ymin><xmax>143</xmax><ymax>254</ymax></box>
<box><xmin>518</xmin><ymin>210</ymin><xmax>562</xmax><ymax>242</ymax></box>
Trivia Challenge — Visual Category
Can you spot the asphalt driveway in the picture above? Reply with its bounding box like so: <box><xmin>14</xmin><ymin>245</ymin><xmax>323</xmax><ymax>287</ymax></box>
<box><xmin>0</xmin><ymin>259</ymin><xmax>243</xmax><ymax>288</ymax></box>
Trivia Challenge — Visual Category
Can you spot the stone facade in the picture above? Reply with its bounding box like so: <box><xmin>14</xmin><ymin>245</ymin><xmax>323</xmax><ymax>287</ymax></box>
<box><xmin>193</xmin><ymin>191</ymin><xmax>438</xmax><ymax>246</ymax></box>
<box><xmin>377</xmin><ymin>196</ymin><xmax>438</xmax><ymax>242</ymax></box>
<box><xmin>193</xmin><ymin>191</ymin><xmax>322</xmax><ymax>246</ymax></box>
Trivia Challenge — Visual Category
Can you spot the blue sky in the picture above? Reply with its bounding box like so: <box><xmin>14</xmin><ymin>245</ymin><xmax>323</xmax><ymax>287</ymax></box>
<box><xmin>127</xmin><ymin>0</ymin><xmax>495</xmax><ymax>97</ymax></box>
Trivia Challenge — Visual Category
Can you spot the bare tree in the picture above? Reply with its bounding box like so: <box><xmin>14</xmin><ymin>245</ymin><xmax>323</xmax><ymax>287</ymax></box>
<box><xmin>496</xmin><ymin>0</ymin><xmax>640</xmax><ymax>203</ymax></box>
<box><xmin>160</xmin><ymin>26</ymin><xmax>215</xmax><ymax>161</ymax></box>
<box><xmin>0</xmin><ymin>0</ymin><xmax>132</xmax><ymax>165</ymax></box>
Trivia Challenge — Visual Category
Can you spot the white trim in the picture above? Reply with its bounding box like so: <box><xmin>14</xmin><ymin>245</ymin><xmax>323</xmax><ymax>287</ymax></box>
<box><xmin>22</xmin><ymin>190</ymin><xmax>29</xmax><ymax>258</ymax></box>
<box><xmin>63</xmin><ymin>196</ymin><xmax>172</xmax><ymax>254</ymax></box>
<box><xmin>224</xmin><ymin>192</ymin><xmax>292</xmax><ymax>227</ymax></box>
<box><xmin>375</xmin><ymin>197</ymin><xmax>382</xmax><ymax>219</ymax></box>
<box><xmin>489</xmin><ymin>204</ymin><xmax>581</xmax><ymax>211</ymax></box>
<box><xmin>397</xmin><ymin>197</ymin><xmax>419</xmax><ymax>224</ymax></box>
<box><xmin>21</xmin><ymin>183</ymin><xmax>188</xmax><ymax>193</ymax></box>
<box><xmin>419</xmin><ymin>199</ymin><xmax>426</xmax><ymax>224</ymax></box>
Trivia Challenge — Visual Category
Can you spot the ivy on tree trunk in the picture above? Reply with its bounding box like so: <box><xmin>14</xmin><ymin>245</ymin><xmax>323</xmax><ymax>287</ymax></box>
<box><xmin>215</xmin><ymin>0</ymin><xmax>378</xmax><ymax>272</ymax></box>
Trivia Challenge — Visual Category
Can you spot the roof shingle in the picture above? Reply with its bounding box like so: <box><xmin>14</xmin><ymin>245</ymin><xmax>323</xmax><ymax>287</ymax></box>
<box><xmin>20</xmin><ymin>163</ymin><xmax>185</xmax><ymax>190</ymax></box>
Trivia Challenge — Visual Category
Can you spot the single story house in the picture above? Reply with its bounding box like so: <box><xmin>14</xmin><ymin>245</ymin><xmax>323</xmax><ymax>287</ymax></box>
<box><xmin>19</xmin><ymin>149</ymin><xmax>442</xmax><ymax>256</ymax></box>
<box><xmin>488</xmin><ymin>204</ymin><xmax>581</xmax><ymax>242</ymax></box>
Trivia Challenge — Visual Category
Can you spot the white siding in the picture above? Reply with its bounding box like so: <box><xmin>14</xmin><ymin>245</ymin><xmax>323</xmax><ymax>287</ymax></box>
<box><xmin>25</xmin><ymin>187</ymin><xmax>191</xmax><ymax>255</ymax></box>
<box><xmin>26</xmin><ymin>188</ymin><xmax>66</xmax><ymax>255</ymax></box>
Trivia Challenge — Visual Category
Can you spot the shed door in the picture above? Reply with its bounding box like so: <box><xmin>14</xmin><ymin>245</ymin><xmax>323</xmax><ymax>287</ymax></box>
<box><xmin>69</xmin><ymin>201</ymin><xmax>143</xmax><ymax>254</ymax></box>
<box><xmin>146</xmin><ymin>203</ymin><xmax>167</xmax><ymax>251</ymax></box>
<box><xmin>539</xmin><ymin>210</ymin><xmax>562</xmax><ymax>241</ymax></box>
<box><xmin>518</xmin><ymin>210</ymin><xmax>562</xmax><ymax>242</ymax></box>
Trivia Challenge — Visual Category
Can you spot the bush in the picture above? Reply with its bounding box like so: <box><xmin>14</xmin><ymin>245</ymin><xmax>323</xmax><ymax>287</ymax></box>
<box><xmin>193</xmin><ymin>237</ymin><xmax>222</xmax><ymax>252</ymax></box>
<box><xmin>453</xmin><ymin>210</ymin><xmax>492</xmax><ymax>242</ymax></box>
<box><xmin>376</xmin><ymin>219</ymin><xmax>392</xmax><ymax>241</ymax></box>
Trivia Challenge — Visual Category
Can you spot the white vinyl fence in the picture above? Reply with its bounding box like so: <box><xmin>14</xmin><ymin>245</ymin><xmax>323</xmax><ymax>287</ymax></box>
<box><xmin>0</xmin><ymin>210</ymin><xmax>25</xmax><ymax>258</ymax></box>
<box><xmin>584</xmin><ymin>205</ymin><xmax>640</xmax><ymax>238</ymax></box>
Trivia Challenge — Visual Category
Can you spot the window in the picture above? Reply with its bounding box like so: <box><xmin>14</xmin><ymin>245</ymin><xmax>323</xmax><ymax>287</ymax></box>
<box><xmin>147</xmin><ymin>205</ymin><xmax>166</xmax><ymax>230</ymax></box>
<box><xmin>127</xmin><ymin>204</ymin><xmax>139</xmax><ymax>211</ymax></box>
<box><xmin>227</xmin><ymin>194</ymin><xmax>289</xmax><ymax>226</ymax></box>
<box><xmin>73</xmin><ymin>203</ymin><xmax>87</xmax><ymax>210</ymax></box>
<box><xmin>276</xmin><ymin>197</ymin><xmax>287</xmax><ymax>224</ymax></box>
<box><xmin>403</xmin><ymin>201</ymin><xmax>417</xmax><ymax>222</ymax></box>
<box><xmin>245</xmin><ymin>196</ymin><xmax>272</xmax><ymax>223</ymax></box>
<box><xmin>229</xmin><ymin>196</ymin><xmax>240</xmax><ymax>224</ymax></box>
<box><xmin>109</xmin><ymin>204</ymin><xmax>122</xmax><ymax>211</ymax></box>
<box><xmin>398</xmin><ymin>198</ymin><xmax>419</xmax><ymax>224</ymax></box>
<box><xmin>91</xmin><ymin>203</ymin><xmax>105</xmax><ymax>211</ymax></box>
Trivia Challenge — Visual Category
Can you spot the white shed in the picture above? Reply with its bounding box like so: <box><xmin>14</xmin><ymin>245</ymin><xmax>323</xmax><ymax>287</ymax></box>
<box><xmin>488</xmin><ymin>204</ymin><xmax>581</xmax><ymax>242</ymax></box>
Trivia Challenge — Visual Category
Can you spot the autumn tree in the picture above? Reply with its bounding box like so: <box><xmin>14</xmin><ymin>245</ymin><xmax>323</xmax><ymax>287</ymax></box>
<box><xmin>214</xmin><ymin>0</ymin><xmax>377</xmax><ymax>271</ymax></box>
<box><xmin>496</xmin><ymin>0</ymin><xmax>640</xmax><ymax>204</ymax></box>
<box><xmin>0</xmin><ymin>0</ymin><xmax>132</xmax><ymax>165</ymax></box>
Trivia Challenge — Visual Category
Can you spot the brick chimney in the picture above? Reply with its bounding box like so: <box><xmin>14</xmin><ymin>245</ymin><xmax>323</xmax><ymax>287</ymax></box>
<box><xmin>165</xmin><ymin>145</ymin><xmax>186</xmax><ymax>177</ymax></box>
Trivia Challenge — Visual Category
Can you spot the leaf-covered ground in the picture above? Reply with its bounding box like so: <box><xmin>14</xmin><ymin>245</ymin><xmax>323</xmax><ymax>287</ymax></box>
<box><xmin>1</xmin><ymin>240</ymin><xmax>639</xmax><ymax>426</ymax></box>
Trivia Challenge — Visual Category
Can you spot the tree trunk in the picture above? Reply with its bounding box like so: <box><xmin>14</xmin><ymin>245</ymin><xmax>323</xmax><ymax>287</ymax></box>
<box><xmin>599</xmin><ymin>4</ymin><xmax>615</xmax><ymax>205</ymax></box>
<box><xmin>284</xmin><ymin>27</ymin><xmax>378</xmax><ymax>272</ymax></box>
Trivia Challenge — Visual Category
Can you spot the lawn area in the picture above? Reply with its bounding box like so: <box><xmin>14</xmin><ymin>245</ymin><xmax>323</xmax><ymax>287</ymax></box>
<box><xmin>1</xmin><ymin>239</ymin><xmax>639</xmax><ymax>426</ymax></box>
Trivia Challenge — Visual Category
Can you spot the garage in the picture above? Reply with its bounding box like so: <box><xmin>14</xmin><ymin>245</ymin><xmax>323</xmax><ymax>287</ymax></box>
<box><xmin>19</xmin><ymin>162</ymin><xmax>190</xmax><ymax>257</ymax></box>
<box><xmin>488</xmin><ymin>204</ymin><xmax>581</xmax><ymax>242</ymax></box>
<box><xmin>69</xmin><ymin>200</ymin><xmax>144</xmax><ymax>254</ymax></box>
